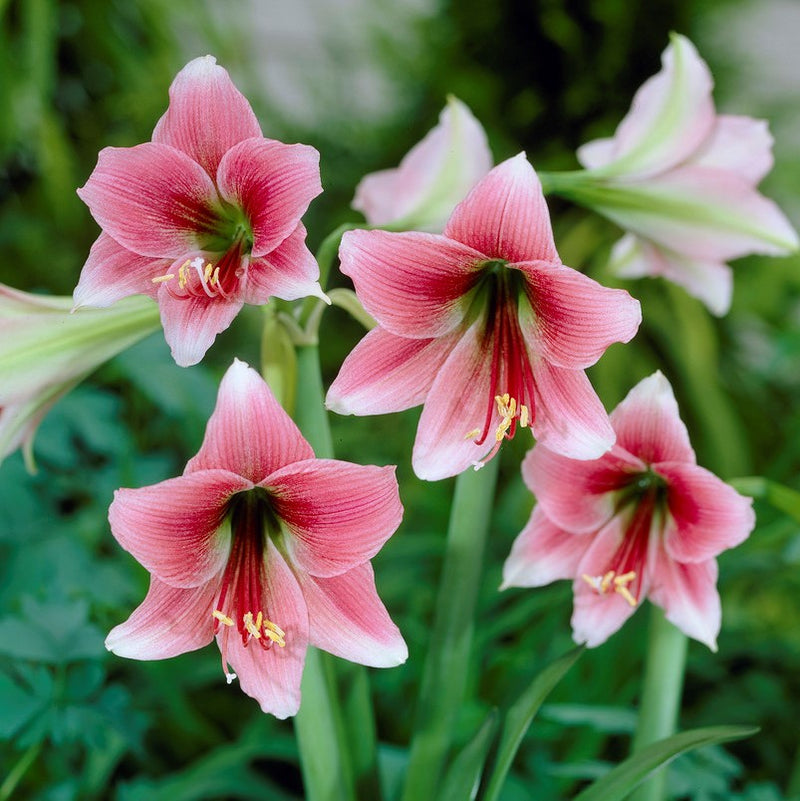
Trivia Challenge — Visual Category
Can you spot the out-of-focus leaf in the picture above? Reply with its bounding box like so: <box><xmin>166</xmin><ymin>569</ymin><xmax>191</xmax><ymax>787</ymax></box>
<box><xmin>540</xmin><ymin>703</ymin><xmax>638</xmax><ymax>734</ymax></box>
<box><xmin>0</xmin><ymin>671</ymin><xmax>48</xmax><ymax>739</ymax></box>
<box><xmin>439</xmin><ymin>710</ymin><xmax>497</xmax><ymax>801</ymax></box>
<box><xmin>731</xmin><ymin>477</ymin><xmax>800</xmax><ymax>525</ymax></box>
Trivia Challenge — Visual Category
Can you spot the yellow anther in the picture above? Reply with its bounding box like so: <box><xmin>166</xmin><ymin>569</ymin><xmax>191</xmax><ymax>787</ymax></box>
<box><xmin>243</xmin><ymin>611</ymin><xmax>261</xmax><ymax>639</ymax></box>
<box><xmin>582</xmin><ymin>569</ymin><xmax>638</xmax><ymax>607</ymax></box>
<box><xmin>262</xmin><ymin>619</ymin><xmax>286</xmax><ymax>647</ymax></box>
<box><xmin>494</xmin><ymin>393</ymin><xmax>518</xmax><ymax>441</ymax></box>
<box><xmin>520</xmin><ymin>404</ymin><xmax>529</xmax><ymax>428</ymax></box>
<box><xmin>581</xmin><ymin>573</ymin><xmax>602</xmax><ymax>592</ymax></box>
<box><xmin>203</xmin><ymin>263</ymin><xmax>213</xmax><ymax>283</ymax></box>
<box><xmin>465</xmin><ymin>428</ymin><xmax>481</xmax><ymax>440</ymax></box>
<box><xmin>211</xmin><ymin>266</ymin><xmax>220</xmax><ymax>286</ymax></box>
<box><xmin>616</xmin><ymin>584</ymin><xmax>638</xmax><ymax>607</ymax></box>
<box><xmin>212</xmin><ymin>610</ymin><xmax>234</xmax><ymax>626</ymax></box>
<box><xmin>178</xmin><ymin>259</ymin><xmax>191</xmax><ymax>289</ymax></box>
<box><xmin>151</xmin><ymin>273</ymin><xmax>175</xmax><ymax>284</ymax></box>
<box><xmin>255</xmin><ymin>611</ymin><xmax>263</xmax><ymax>631</ymax></box>
<box><xmin>614</xmin><ymin>571</ymin><xmax>636</xmax><ymax>586</ymax></box>
<box><xmin>600</xmin><ymin>571</ymin><xmax>615</xmax><ymax>593</ymax></box>
<box><xmin>263</xmin><ymin>619</ymin><xmax>286</xmax><ymax>638</ymax></box>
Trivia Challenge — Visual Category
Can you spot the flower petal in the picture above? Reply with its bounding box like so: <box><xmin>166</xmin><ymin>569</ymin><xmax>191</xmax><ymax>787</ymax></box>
<box><xmin>217</xmin><ymin>540</ymin><xmax>308</xmax><ymax>718</ymax></box>
<box><xmin>105</xmin><ymin>575</ymin><xmax>218</xmax><ymax>659</ymax></box>
<box><xmin>501</xmin><ymin>505</ymin><xmax>589</xmax><ymax>589</ymax></box>
<box><xmin>648</xmin><ymin>552</ymin><xmax>720</xmax><ymax>650</ymax></box>
<box><xmin>518</xmin><ymin>260</ymin><xmax>641</xmax><ymax>369</ymax></box>
<box><xmin>216</xmin><ymin>138</ymin><xmax>322</xmax><ymax>258</ymax></box>
<box><xmin>78</xmin><ymin>143</ymin><xmax>219</xmax><ymax>258</ymax></box>
<box><xmin>339</xmin><ymin>229</ymin><xmax>484</xmax><ymax>338</ymax></box>
<box><xmin>658</xmin><ymin>461</ymin><xmax>755</xmax><ymax>563</ymax></box>
<box><xmin>444</xmin><ymin>153</ymin><xmax>559</xmax><ymax>263</ymax></box>
<box><xmin>109</xmin><ymin>469</ymin><xmax>250</xmax><ymax>587</ymax></box>
<box><xmin>264</xmin><ymin>460</ymin><xmax>402</xmax><ymax>578</ymax></box>
<box><xmin>151</xmin><ymin>55</ymin><xmax>262</xmax><ymax>178</ymax></box>
<box><xmin>186</xmin><ymin>359</ymin><xmax>314</xmax><ymax>481</ymax></box>
<box><xmin>326</xmin><ymin>327</ymin><xmax>451</xmax><ymax>416</ymax></box>
<box><xmin>610</xmin><ymin>371</ymin><xmax>696</xmax><ymax>465</ymax></box>
<box><xmin>575</xmin><ymin>137</ymin><xmax>616</xmax><ymax>171</ymax></box>
<box><xmin>691</xmin><ymin>115</ymin><xmax>774</xmax><ymax>186</ymax></box>
<box><xmin>299</xmin><ymin>563</ymin><xmax>407</xmax><ymax>667</ymax></box>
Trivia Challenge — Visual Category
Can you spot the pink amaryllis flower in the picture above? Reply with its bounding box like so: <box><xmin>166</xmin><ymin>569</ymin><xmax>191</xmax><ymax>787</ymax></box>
<box><xmin>502</xmin><ymin>371</ymin><xmax>755</xmax><ymax>650</ymax></box>
<box><xmin>574</xmin><ymin>33</ymin><xmax>798</xmax><ymax>315</ymax></box>
<box><xmin>327</xmin><ymin>153</ymin><xmax>641</xmax><ymax>481</ymax></box>
<box><xmin>74</xmin><ymin>56</ymin><xmax>325</xmax><ymax>367</ymax></box>
<box><xmin>105</xmin><ymin>359</ymin><xmax>406</xmax><ymax>718</ymax></box>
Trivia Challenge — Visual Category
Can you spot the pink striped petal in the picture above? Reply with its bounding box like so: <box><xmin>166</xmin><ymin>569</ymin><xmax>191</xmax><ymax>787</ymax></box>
<box><xmin>326</xmin><ymin>327</ymin><xmax>451</xmax><ymax>416</ymax></box>
<box><xmin>531</xmin><ymin>361</ymin><xmax>615</xmax><ymax>460</ymax></box>
<box><xmin>186</xmin><ymin>359</ymin><xmax>314</xmax><ymax>481</ymax></box>
<box><xmin>501</xmin><ymin>505</ymin><xmax>589</xmax><ymax>589</ymax></box>
<box><xmin>339</xmin><ymin>229</ymin><xmax>483</xmax><ymax>338</ymax></box>
<box><xmin>264</xmin><ymin>460</ymin><xmax>402</xmax><ymax>578</ymax></box>
<box><xmin>610</xmin><ymin>371</ymin><xmax>696</xmax><ymax>466</ymax></box>
<box><xmin>243</xmin><ymin>223</ymin><xmax>323</xmax><ymax>304</ymax></box>
<box><xmin>300</xmin><ymin>563</ymin><xmax>407</xmax><ymax>667</ymax></box>
<box><xmin>151</xmin><ymin>56</ymin><xmax>262</xmax><ymax>178</ymax></box>
<box><xmin>691</xmin><ymin>115</ymin><xmax>774</xmax><ymax>186</ymax></box>
<box><xmin>216</xmin><ymin>138</ymin><xmax>322</xmax><ymax>258</ymax></box>
<box><xmin>78</xmin><ymin>143</ymin><xmax>219</xmax><ymax>258</ymax></box>
<box><xmin>157</xmin><ymin>284</ymin><xmax>243</xmax><ymax>367</ymax></box>
<box><xmin>109</xmin><ymin>469</ymin><xmax>249</xmax><ymax>587</ymax></box>
<box><xmin>105</xmin><ymin>575</ymin><xmax>218</xmax><ymax>659</ymax></box>
<box><xmin>518</xmin><ymin>260</ymin><xmax>641</xmax><ymax>369</ymax></box>
<box><xmin>648</xmin><ymin>551</ymin><xmax>720</xmax><ymax>650</ymax></box>
<box><xmin>522</xmin><ymin>444</ymin><xmax>645</xmax><ymax>534</ymax></box>
<box><xmin>444</xmin><ymin>153</ymin><xmax>559</xmax><ymax>263</ymax></box>
<box><xmin>73</xmin><ymin>234</ymin><xmax>166</xmax><ymax>308</ymax></box>
<box><xmin>217</xmin><ymin>540</ymin><xmax>308</xmax><ymax>718</ymax></box>
<box><xmin>658</xmin><ymin>461</ymin><xmax>755</xmax><ymax>563</ymax></box>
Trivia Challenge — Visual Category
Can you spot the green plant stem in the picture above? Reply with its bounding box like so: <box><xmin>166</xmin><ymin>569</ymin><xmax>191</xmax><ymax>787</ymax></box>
<box><xmin>0</xmin><ymin>740</ymin><xmax>43</xmax><ymax>801</ymax></box>
<box><xmin>401</xmin><ymin>458</ymin><xmax>500</xmax><ymax>801</ymax></box>
<box><xmin>630</xmin><ymin>606</ymin><xmax>688</xmax><ymax>801</ymax></box>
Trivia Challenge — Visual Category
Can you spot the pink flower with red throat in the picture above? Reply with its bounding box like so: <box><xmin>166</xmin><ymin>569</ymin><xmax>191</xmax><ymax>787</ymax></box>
<box><xmin>327</xmin><ymin>153</ymin><xmax>641</xmax><ymax>481</ymax></box>
<box><xmin>74</xmin><ymin>56</ymin><xmax>325</xmax><ymax>367</ymax></box>
<box><xmin>502</xmin><ymin>371</ymin><xmax>755</xmax><ymax>650</ymax></box>
<box><xmin>105</xmin><ymin>359</ymin><xmax>406</xmax><ymax>718</ymax></box>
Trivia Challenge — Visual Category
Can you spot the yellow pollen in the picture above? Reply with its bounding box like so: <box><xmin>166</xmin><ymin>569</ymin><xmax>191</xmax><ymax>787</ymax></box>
<box><xmin>212</xmin><ymin>610</ymin><xmax>234</xmax><ymax>626</ymax></box>
<box><xmin>464</xmin><ymin>428</ymin><xmax>481</xmax><ymax>440</ymax></box>
<box><xmin>494</xmin><ymin>393</ymin><xmax>518</xmax><ymax>441</ymax></box>
<box><xmin>262</xmin><ymin>619</ymin><xmax>286</xmax><ymax>647</ymax></box>
<box><xmin>243</xmin><ymin>611</ymin><xmax>261</xmax><ymax>639</ymax></box>
<box><xmin>151</xmin><ymin>273</ymin><xmax>175</xmax><ymax>284</ymax></box>
<box><xmin>178</xmin><ymin>259</ymin><xmax>191</xmax><ymax>289</ymax></box>
<box><xmin>581</xmin><ymin>570</ymin><xmax>639</xmax><ymax>607</ymax></box>
<box><xmin>203</xmin><ymin>263</ymin><xmax>213</xmax><ymax>283</ymax></box>
<box><xmin>520</xmin><ymin>404</ymin><xmax>529</xmax><ymax>428</ymax></box>
<box><xmin>211</xmin><ymin>265</ymin><xmax>220</xmax><ymax>286</ymax></box>
<box><xmin>600</xmin><ymin>571</ymin><xmax>615</xmax><ymax>593</ymax></box>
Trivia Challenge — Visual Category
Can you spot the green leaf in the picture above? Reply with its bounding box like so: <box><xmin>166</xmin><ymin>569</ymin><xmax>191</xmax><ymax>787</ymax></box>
<box><xmin>439</xmin><ymin>711</ymin><xmax>498</xmax><ymax>801</ymax></box>
<box><xmin>730</xmin><ymin>477</ymin><xmax>800</xmax><ymax>524</ymax></box>
<box><xmin>480</xmin><ymin>646</ymin><xmax>583</xmax><ymax>801</ymax></box>
<box><xmin>572</xmin><ymin>725</ymin><xmax>759</xmax><ymax>801</ymax></box>
<box><xmin>0</xmin><ymin>671</ymin><xmax>48</xmax><ymax>739</ymax></box>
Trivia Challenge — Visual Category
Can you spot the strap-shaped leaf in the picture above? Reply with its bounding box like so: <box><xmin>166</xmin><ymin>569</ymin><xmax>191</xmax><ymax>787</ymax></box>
<box><xmin>730</xmin><ymin>476</ymin><xmax>800</xmax><ymax>524</ymax></box>
<box><xmin>439</xmin><ymin>711</ymin><xmax>499</xmax><ymax>801</ymax></box>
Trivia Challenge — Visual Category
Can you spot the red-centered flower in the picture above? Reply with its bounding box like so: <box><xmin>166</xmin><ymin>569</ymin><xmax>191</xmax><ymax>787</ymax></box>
<box><xmin>327</xmin><ymin>154</ymin><xmax>641</xmax><ymax>480</ymax></box>
<box><xmin>105</xmin><ymin>359</ymin><xmax>406</xmax><ymax>717</ymax></box>
<box><xmin>74</xmin><ymin>56</ymin><xmax>324</xmax><ymax>367</ymax></box>
<box><xmin>502</xmin><ymin>371</ymin><xmax>755</xmax><ymax>650</ymax></box>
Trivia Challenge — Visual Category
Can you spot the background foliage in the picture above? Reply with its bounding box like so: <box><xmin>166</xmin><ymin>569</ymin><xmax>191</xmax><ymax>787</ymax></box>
<box><xmin>1</xmin><ymin>0</ymin><xmax>799</xmax><ymax>798</ymax></box>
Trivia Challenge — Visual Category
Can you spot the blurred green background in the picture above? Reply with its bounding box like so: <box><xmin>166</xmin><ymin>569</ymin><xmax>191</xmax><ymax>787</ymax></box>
<box><xmin>1</xmin><ymin>0</ymin><xmax>800</xmax><ymax>798</ymax></box>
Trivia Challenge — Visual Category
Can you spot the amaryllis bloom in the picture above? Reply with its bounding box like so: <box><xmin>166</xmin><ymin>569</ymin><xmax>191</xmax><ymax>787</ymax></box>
<box><xmin>571</xmin><ymin>33</ymin><xmax>798</xmax><ymax>315</ymax></box>
<box><xmin>105</xmin><ymin>359</ymin><xmax>406</xmax><ymax>718</ymax></box>
<box><xmin>327</xmin><ymin>154</ymin><xmax>641</xmax><ymax>481</ymax></box>
<box><xmin>352</xmin><ymin>96</ymin><xmax>492</xmax><ymax>232</ymax></box>
<box><xmin>74</xmin><ymin>56</ymin><xmax>324</xmax><ymax>367</ymax></box>
<box><xmin>502</xmin><ymin>372</ymin><xmax>755</xmax><ymax>650</ymax></box>
<box><xmin>0</xmin><ymin>285</ymin><xmax>159</xmax><ymax>469</ymax></box>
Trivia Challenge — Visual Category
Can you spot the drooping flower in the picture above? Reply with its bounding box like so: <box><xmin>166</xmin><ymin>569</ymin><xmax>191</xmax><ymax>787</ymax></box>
<box><xmin>502</xmin><ymin>371</ymin><xmax>755</xmax><ymax>650</ymax></box>
<box><xmin>327</xmin><ymin>153</ymin><xmax>641</xmax><ymax>481</ymax></box>
<box><xmin>74</xmin><ymin>56</ymin><xmax>325</xmax><ymax>367</ymax></box>
<box><xmin>352</xmin><ymin>96</ymin><xmax>492</xmax><ymax>232</ymax></box>
<box><xmin>0</xmin><ymin>285</ymin><xmax>160</xmax><ymax>469</ymax></box>
<box><xmin>105</xmin><ymin>359</ymin><xmax>406</xmax><ymax>718</ymax></box>
<box><xmin>569</xmin><ymin>33</ymin><xmax>798</xmax><ymax>315</ymax></box>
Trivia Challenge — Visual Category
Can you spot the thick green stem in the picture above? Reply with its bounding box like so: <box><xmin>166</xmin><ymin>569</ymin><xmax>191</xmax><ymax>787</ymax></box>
<box><xmin>630</xmin><ymin>606</ymin><xmax>688</xmax><ymax>801</ymax></box>
<box><xmin>401</xmin><ymin>458</ymin><xmax>500</xmax><ymax>801</ymax></box>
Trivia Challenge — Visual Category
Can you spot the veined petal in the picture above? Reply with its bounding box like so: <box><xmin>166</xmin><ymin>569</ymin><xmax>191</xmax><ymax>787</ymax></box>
<box><xmin>501</xmin><ymin>505</ymin><xmax>589</xmax><ymax>589</ymax></box>
<box><xmin>105</xmin><ymin>575</ymin><xmax>218</xmax><ymax>659</ymax></box>
<box><xmin>339</xmin><ymin>229</ymin><xmax>484</xmax><ymax>337</ymax></box>
<box><xmin>265</xmin><ymin>460</ymin><xmax>402</xmax><ymax>578</ymax></box>
<box><xmin>522</xmin><ymin>443</ymin><xmax>645</xmax><ymax>534</ymax></box>
<box><xmin>691</xmin><ymin>115</ymin><xmax>774</xmax><ymax>186</ymax></box>
<box><xmin>216</xmin><ymin>138</ymin><xmax>322</xmax><ymax>258</ymax></box>
<box><xmin>326</xmin><ymin>327</ymin><xmax>452</xmax><ymax>416</ymax></box>
<box><xmin>109</xmin><ymin>469</ymin><xmax>250</xmax><ymax>587</ymax></box>
<box><xmin>300</xmin><ymin>563</ymin><xmax>407</xmax><ymax>667</ymax></box>
<box><xmin>186</xmin><ymin>359</ymin><xmax>314</xmax><ymax>481</ymax></box>
<box><xmin>217</xmin><ymin>539</ymin><xmax>308</xmax><ymax>718</ymax></box>
<box><xmin>518</xmin><ymin>260</ymin><xmax>641</xmax><ymax>369</ymax></box>
<box><xmin>73</xmin><ymin>234</ymin><xmax>166</xmax><ymax>308</ymax></box>
<box><xmin>610</xmin><ymin>371</ymin><xmax>696</xmax><ymax>465</ymax></box>
<box><xmin>659</xmin><ymin>461</ymin><xmax>755</xmax><ymax>563</ymax></box>
<box><xmin>648</xmin><ymin>552</ymin><xmax>720</xmax><ymax>650</ymax></box>
<box><xmin>444</xmin><ymin>153</ymin><xmax>559</xmax><ymax>263</ymax></box>
<box><xmin>78</xmin><ymin>143</ymin><xmax>219</xmax><ymax>258</ymax></box>
<box><xmin>151</xmin><ymin>55</ymin><xmax>262</xmax><ymax>177</ymax></box>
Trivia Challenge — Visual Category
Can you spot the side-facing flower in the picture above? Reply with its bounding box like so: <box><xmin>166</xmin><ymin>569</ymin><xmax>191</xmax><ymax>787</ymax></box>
<box><xmin>105</xmin><ymin>359</ymin><xmax>406</xmax><ymax>718</ymax></box>
<box><xmin>502</xmin><ymin>371</ymin><xmax>755</xmax><ymax>650</ymax></box>
<box><xmin>570</xmin><ymin>33</ymin><xmax>798</xmax><ymax>315</ymax></box>
<box><xmin>74</xmin><ymin>56</ymin><xmax>324</xmax><ymax>367</ymax></box>
<box><xmin>0</xmin><ymin>285</ymin><xmax>160</xmax><ymax>469</ymax></box>
<box><xmin>352</xmin><ymin>96</ymin><xmax>492</xmax><ymax>232</ymax></box>
<box><xmin>328</xmin><ymin>153</ymin><xmax>641</xmax><ymax>481</ymax></box>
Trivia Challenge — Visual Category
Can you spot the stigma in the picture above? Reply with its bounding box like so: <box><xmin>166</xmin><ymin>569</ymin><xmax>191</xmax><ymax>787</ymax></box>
<box><xmin>581</xmin><ymin>570</ymin><xmax>638</xmax><ymax>607</ymax></box>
